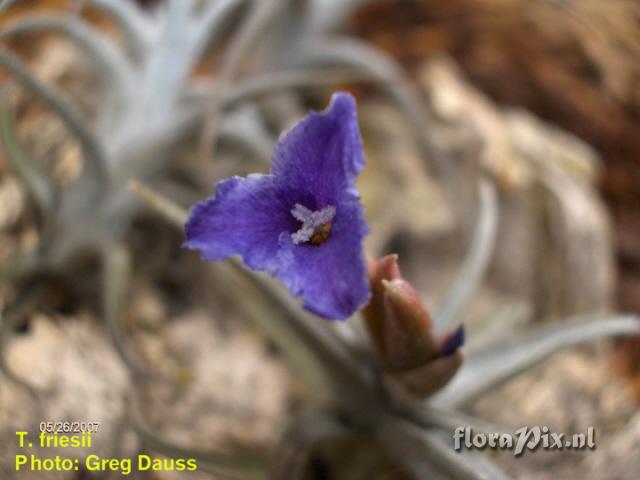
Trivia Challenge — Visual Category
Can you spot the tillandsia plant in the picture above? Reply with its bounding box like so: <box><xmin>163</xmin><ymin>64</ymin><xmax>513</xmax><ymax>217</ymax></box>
<box><xmin>0</xmin><ymin>0</ymin><xmax>465</xmax><ymax>475</ymax></box>
<box><xmin>177</xmin><ymin>92</ymin><xmax>640</xmax><ymax>479</ymax></box>
<box><xmin>1</xmin><ymin>2</ymin><xmax>640</xmax><ymax>480</ymax></box>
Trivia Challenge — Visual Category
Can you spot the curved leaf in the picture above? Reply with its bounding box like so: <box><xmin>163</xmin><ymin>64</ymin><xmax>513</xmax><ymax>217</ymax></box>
<box><xmin>199</xmin><ymin>0</ymin><xmax>287</xmax><ymax>158</ymax></box>
<box><xmin>84</xmin><ymin>0</ymin><xmax>154</xmax><ymax>55</ymax></box>
<box><xmin>193</xmin><ymin>0</ymin><xmax>249</xmax><ymax>55</ymax></box>
<box><xmin>432</xmin><ymin>314</ymin><xmax>640</xmax><ymax>407</ymax></box>
<box><xmin>307</xmin><ymin>0</ymin><xmax>375</xmax><ymax>32</ymax></box>
<box><xmin>435</xmin><ymin>179</ymin><xmax>499</xmax><ymax>334</ymax></box>
<box><xmin>0</xmin><ymin>48</ymin><xmax>108</xmax><ymax>206</ymax></box>
<box><xmin>0</xmin><ymin>15</ymin><xmax>135</xmax><ymax>104</ymax></box>
<box><xmin>223</xmin><ymin>68</ymin><xmax>379</xmax><ymax>104</ymax></box>
<box><xmin>101</xmin><ymin>242</ymin><xmax>159</xmax><ymax>379</ymax></box>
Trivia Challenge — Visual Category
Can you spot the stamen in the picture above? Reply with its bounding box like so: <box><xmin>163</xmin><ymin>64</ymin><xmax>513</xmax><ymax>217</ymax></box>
<box><xmin>291</xmin><ymin>203</ymin><xmax>336</xmax><ymax>245</ymax></box>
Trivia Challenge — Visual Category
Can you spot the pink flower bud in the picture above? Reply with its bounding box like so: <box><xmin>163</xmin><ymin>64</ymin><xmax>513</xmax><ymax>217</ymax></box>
<box><xmin>362</xmin><ymin>255</ymin><xmax>465</xmax><ymax>400</ymax></box>
<box><xmin>362</xmin><ymin>254</ymin><xmax>401</xmax><ymax>353</ymax></box>
<box><xmin>381</xmin><ymin>278</ymin><xmax>437</xmax><ymax>371</ymax></box>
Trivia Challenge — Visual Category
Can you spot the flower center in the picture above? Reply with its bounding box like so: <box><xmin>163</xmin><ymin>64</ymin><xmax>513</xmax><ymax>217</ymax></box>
<box><xmin>290</xmin><ymin>203</ymin><xmax>336</xmax><ymax>246</ymax></box>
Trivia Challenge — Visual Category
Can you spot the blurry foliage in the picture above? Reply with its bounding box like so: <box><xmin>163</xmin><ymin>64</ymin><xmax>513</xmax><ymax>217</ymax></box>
<box><xmin>351</xmin><ymin>0</ymin><xmax>640</xmax><ymax>385</ymax></box>
<box><xmin>0</xmin><ymin>1</ymin><xmax>639</xmax><ymax>479</ymax></box>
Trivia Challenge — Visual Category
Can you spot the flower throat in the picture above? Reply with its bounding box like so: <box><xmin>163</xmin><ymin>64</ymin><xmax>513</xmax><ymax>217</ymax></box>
<box><xmin>290</xmin><ymin>203</ymin><xmax>336</xmax><ymax>246</ymax></box>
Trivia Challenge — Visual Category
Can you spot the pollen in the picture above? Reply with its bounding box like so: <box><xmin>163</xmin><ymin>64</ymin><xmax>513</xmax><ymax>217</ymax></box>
<box><xmin>291</xmin><ymin>203</ymin><xmax>336</xmax><ymax>245</ymax></box>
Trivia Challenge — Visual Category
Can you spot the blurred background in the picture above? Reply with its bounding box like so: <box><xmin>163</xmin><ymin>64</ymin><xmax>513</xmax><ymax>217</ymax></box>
<box><xmin>0</xmin><ymin>0</ymin><xmax>639</xmax><ymax>478</ymax></box>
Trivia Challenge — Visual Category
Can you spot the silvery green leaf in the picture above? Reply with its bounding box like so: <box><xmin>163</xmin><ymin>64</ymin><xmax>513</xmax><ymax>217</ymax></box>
<box><xmin>0</xmin><ymin>48</ymin><xmax>108</xmax><ymax>207</ymax></box>
<box><xmin>110</xmin><ymin>111</ymin><xmax>194</xmax><ymax>184</ymax></box>
<box><xmin>193</xmin><ymin>0</ymin><xmax>248</xmax><ymax>55</ymax></box>
<box><xmin>0</xmin><ymin>0</ymin><xmax>16</xmax><ymax>14</ymax></box>
<box><xmin>435</xmin><ymin>179</ymin><xmax>498</xmax><ymax>334</ymax></box>
<box><xmin>210</xmin><ymin>261</ymin><xmax>375</xmax><ymax>406</ymax></box>
<box><xmin>199</xmin><ymin>0</ymin><xmax>288</xmax><ymax>157</ymax></box>
<box><xmin>403</xmin><ymin>404</ymin><xmax>511</xmax><ymax>438</ymax></box>
<box><xmin>432</xmin><ymin>314</ymin><xmax>640</xmax><ymax>407</ymax></box>
<box><xmin>101</xmin><ymin>242</ymin><xmax>157</xmax><ymax>378</ymax></box>
<box><xmin>85</xmin><ymin>0</ymin><xmax>155</xmax><ymax>55</ymax></box>
<box><xmin>132</xmin><ymin>0</ymin><xmax>197</xmax><ymax>124</ymax></box>
<box><xmin>223</xmin><ymin>68</ymin><xmax>379</xmax><ymax>104</ymax></box>
<box><xmin>467</xmin><ymin>300</ymin><xmax>532</xmax><ymax>351</ymax></box>
<box><xmin>217</xmin><ymin>105</ymin><xmax>274</xmax><ymax>161</ymax></box>
<box><xmin>129</xmin><ymin>400</ymin><xmax>268</xmax><ymax>480</ymax></box>
<box><xmin>375</xmin><ymin>416</ymin><xmax>509</xmax><ymax>480</ymax></box>
<box><xmin>0</xmin><ymin>15</ymin><xmax>135</xmax><ymax>104</ymax></box>
<box><xmin>0</xmin><ymin>94</ymin><xmax>55</xmax><ymax>218</ymax></box>
<box><xmin>420</xmin><ymin>428</ymin><xmax>510</xmax><ymax>480</ymax></box>
<box><xmin>307</xmin><ymin>0</ymin><xmax>374</xmax><ymax>32</ymax></box>
<box><xmin>180</xmin><ymin>67</ymin><xmax>379</xmax><ymax>135</ymax></box>
<box><xmin>128</xmin><ymin>179</ymin><xmax>188</xmax><ymax>229</ymax></box>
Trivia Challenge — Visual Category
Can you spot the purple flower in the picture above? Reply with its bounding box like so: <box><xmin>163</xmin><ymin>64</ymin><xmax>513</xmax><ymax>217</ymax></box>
<box><xmin>184</xmin><ymin>93</ymin><xmax>371</xmax><ymax>320</ymax></box>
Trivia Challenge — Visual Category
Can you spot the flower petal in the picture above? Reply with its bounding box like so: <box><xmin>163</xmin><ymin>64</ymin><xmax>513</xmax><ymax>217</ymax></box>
<box><xmin>184</xmin><ymin>174</ymin><xmax>297</xmax><ymax>272</ymax></box>
<box><xmin>276</xmin><ymin>199</ymin><xmax>370</xmax><ymax>320</ymax></box>
<box><xmin>271</xmin><ymin>92</ymin><xmax>364</xmax><ymax>205</ymax></box>
<box><xmin>440</xmin><ymin>325</ymin><xmax>465</xmax><ymax>357</ymax></box>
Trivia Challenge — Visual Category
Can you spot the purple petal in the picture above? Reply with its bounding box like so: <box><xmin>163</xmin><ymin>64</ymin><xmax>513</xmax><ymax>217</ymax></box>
<box><xmin>276</xmin><ymin>199</ymin><xmax>370</xmax><ymax>320</ymax></box>
<box><xmin>440</xmin><ymin>325</ymin><xmax>465</xmax><ymax>357</ymax></box>
<box><xmin>184</xmin><ymin>92</ymin><xmax>372</xmax><ymax>321</ymax></box>
<box><xmin>184</xmin><ymin>174</ymin><xmax>297</xmax><ymax>272</ymax></box>
<box><xmin>271</xmin><ymin>92</ymin><xmax>364</xmax><ymax>205</ymax></box>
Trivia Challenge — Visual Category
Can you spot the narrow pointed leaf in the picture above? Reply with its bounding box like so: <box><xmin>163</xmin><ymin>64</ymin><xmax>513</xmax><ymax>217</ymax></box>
<box><xmin>102</xmin><ymin>242</ymin><xmax>158</xmax><ymax>379</ymax></box>
<box><xmin>0</xmin><ymin>15</ymin><xmax>135</xmax><ymax>101</ymax></box>
<box><xmin>432</xmin><ymin>315</ymin><xmax>640</xmax><ymax>407</ymax></box>
<box><xmin>401</xmin><ymin>404</ymin><xmax>511</xmax><ymax>438</ymax></box>
<box><xmin>435</xmin><ymin>179</ymin><xmax>498</xmax><ymax>333</ymax></box>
